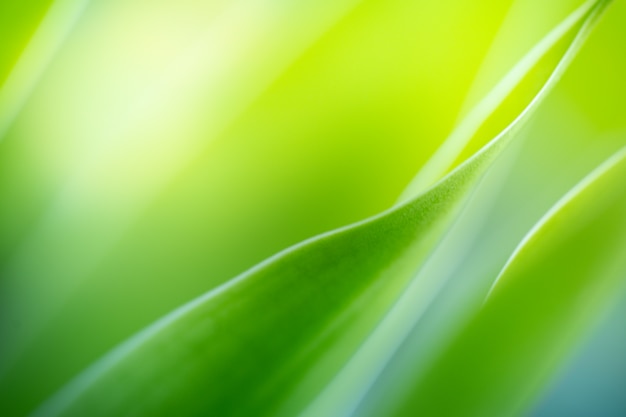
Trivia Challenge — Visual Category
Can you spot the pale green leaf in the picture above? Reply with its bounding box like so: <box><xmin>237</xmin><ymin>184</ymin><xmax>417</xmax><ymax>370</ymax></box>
<box><xmin>390</xmin><ymin>146</ymin><xmax>626</xmax><ymax>417</ymax></box>
<box><xmin>31</xmin><ymin>2</ymin><xmax>610</xmax><ymax>415</ymax></box>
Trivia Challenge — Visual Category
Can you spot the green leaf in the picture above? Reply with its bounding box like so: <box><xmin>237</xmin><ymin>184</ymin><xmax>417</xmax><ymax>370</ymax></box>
<box><xmin>0</xmin><ymin>1</ymin><xmax>511</xmax><ymax>396</ymax></box>
<box><xmin>1</xmin><ymin>1</ymin><xmax>516</xmax><ymax>413</ymax></box>
<box><xmin>0</xmin><ymin>1</ymin><xmax>576</xmax><ymax>414</ymax></box>
<box><xmin>391</xmin><ymin>145</ymin><xmax>626</xmax><ymax>417</ymax></box>
<box><xmin>0</xmin><ymin>0</ymin><xmax>54</xmax><ymax>87</ymax></box>
<box><xmin>32</xmin><ymin>2</ymin><xmax>611</xmax><ymax>416</ymax></box>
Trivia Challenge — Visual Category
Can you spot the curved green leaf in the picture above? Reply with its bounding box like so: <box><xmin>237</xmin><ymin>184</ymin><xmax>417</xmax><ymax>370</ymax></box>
<box><xmin>391</xmin><ymin>145</ymin><xmax>626</xmax><ymax>417</ymax></box>
<box><xmin>0</xmin><ymin>3</ymin><xmax>510</xmax><ymax>402</ymax></box>
<box><xmin>31</xmin><ymin>2</ymin><xmax>612</xmax><ymax>416</ymax></box>
<box><xmin>2</xmin><ymin>1</ymin><xmax>511</xmax><ymax>413</ymax></box>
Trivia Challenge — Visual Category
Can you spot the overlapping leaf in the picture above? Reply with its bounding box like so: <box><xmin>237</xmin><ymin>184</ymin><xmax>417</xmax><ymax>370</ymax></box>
<box><xmin>0</xmin><ymin>0</ymin><xmax>515</xmax><ymax>414</ymax></box>
<box><xmin>28</xmin><ymin>1</ymin><xmax>620</xmax><ymax>416</ymax></box>
<box><xmin>388</xmin><ymin>146</ymin><xmax>626</xmax><ymax>417</ymax></box>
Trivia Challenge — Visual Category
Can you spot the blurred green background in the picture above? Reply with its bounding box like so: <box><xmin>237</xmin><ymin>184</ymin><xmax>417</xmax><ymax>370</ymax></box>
<box><xmin>0</xmin><ymin>0</ymin><xmax>625</xmax><ymax>415</ymax></box>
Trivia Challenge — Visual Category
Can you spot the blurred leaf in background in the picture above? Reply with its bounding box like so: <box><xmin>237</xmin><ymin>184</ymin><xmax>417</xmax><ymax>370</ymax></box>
<box><xmin>0</xmin><ymin>0</ymin><xmax>625</xmax><ymax>416</ymax></box>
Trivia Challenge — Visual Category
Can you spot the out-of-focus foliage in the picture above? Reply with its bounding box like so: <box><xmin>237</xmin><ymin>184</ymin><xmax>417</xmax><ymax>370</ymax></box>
<box><xmin>0</xmin><ymin>0</ymin><xmax>624</xmax><ymax>416</ymax></box>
